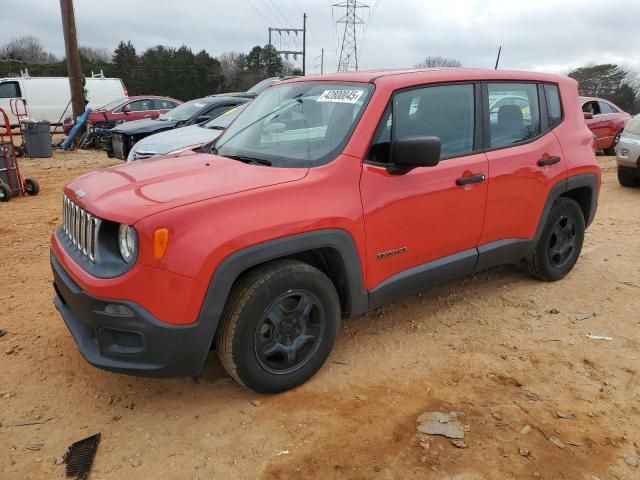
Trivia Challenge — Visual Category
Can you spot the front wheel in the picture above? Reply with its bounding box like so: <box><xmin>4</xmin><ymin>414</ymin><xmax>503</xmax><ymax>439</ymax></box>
<box><xmin>520</xmin><ymin>197</ymin><xmax>585</xmax><ymax>281</ymax></box>
<box><xmin>604</xmin><ymin>131</ymin><xmax>622</xmax><ymax>155</ymax></box>
<box><xmin>618</xmin><ymin>167</ymin><xmax>640</xmax><ymax>187</ymax></box>
<box><xmin>215</xmin><ymin>260</ymin><xmax>340</xmax><ymax>393</ymax></box>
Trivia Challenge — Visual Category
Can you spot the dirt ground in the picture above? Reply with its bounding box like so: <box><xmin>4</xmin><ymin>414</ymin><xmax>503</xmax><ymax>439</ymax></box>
<box><xmin>1</xmin><ymin>151</ymin><xmax>639</xmax><ymax>480</ymax></box>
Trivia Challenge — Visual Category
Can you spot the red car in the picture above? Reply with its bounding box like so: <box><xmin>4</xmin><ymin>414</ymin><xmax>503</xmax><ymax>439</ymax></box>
<box><xmin>51</xmin><ymin>69</ymin><xmax>600</xmax><ymax>393</ymax></box>
<box><xmin>63</xmin><ymin>95</ymin><xmax>182</xmax><ymax>133</ymax></box>
<box><xmin>581</xmin><ymin>96</ymin><xmax>630</xmax><ymax>154</ymax></box>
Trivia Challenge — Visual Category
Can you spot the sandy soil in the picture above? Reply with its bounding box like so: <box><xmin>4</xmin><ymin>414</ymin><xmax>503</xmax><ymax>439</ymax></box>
<box><xmin>0</xmin><ymin>151</ymin><xmax>639</xmax><ymax>480</ymax></box>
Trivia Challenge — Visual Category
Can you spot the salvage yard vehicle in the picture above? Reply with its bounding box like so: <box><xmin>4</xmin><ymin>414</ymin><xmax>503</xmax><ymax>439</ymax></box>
<box><xmin>51</xmin><ymin>69</ymin><xmax>600</xmax><ymax>393</ymax></box>
<box><xmin>108</xmin><ymin>96</ymin><xmax>249</xmax><ymax>160</ymax></box>
<box><xmin>581</xmin><ymin>96</ymin><xmax>630</xmax><ymax>154</ymax></box>
<box><xmin>126</xmin><ymin>102</ymin><xmax>249</xmax><ymax>162</ymax></box>
<box><xmin>0</xmin><ymin>73</ymin><xmax>126</xmax><ymax>126</ymax></box>
<box><xmin>63</xmin><ymin>95</ymin><xmax>182</xmax><ymax>134</ymax></box>
<box><xmin>616</xmin><ymin>114</ymin><xmax>640</xmax><ymax>187</ymax></box>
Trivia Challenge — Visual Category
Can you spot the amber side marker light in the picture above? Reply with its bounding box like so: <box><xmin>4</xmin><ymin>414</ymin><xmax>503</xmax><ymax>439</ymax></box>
<box><xmin>153</xmin><ymin>228</ymin><xmax>169</xmax><ymax>259</ymax></box>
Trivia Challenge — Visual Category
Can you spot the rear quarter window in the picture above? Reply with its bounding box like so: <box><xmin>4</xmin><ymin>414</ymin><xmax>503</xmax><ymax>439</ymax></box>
<box><xmin>544</xmin><ymin>84</ymin><xmax>562</xmax><ymax>128</ymax></box>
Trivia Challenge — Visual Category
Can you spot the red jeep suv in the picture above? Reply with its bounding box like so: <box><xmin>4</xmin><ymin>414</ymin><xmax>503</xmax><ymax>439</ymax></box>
<box><xmin>51</xmin><ymin>69</ymin><xmax>600</xmax><ymax>393</ymax></box>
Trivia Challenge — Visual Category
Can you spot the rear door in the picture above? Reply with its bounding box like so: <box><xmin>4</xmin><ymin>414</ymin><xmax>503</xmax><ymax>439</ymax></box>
<box><xmin>153</xmin><ymin>99</ymin><xmax>179</xmax><ymax>115</ymax></box>
<box><xmin>479</xmin><ymin>82</ymin><xmax>566</xmax><ymax>249</ymax></box>
<box><xmin>361</xmin><ymin>83</ymin><xmax>488</xmax><ymax>291</ymax></box>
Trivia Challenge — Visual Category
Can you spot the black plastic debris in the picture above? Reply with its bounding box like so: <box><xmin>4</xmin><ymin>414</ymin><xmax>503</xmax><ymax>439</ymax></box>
<box><xmin>0</xmin><ymin>329</ymin><xmax>6</xmax><ymax>338</ymax></box>
<box><xmin>65</xmin><ymin>433</ymin><xmax>101</xmax><ymax>480</ymax></box>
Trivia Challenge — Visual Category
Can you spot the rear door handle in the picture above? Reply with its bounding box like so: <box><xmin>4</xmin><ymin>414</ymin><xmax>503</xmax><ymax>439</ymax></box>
<box><xmin>456</xmin><ymin>173</ymin><xmax>486</xmax><ymax>186</ymax></box>
<box><xmin>537</xmin><ymin>156</ymin><xmax>561</xmax><ymax>167</ymax></box>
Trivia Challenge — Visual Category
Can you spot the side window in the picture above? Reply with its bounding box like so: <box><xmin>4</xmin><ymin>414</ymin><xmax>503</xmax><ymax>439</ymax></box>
<box><xmin>368</xmin><ymin>84</ymin><xmax>475</xmax><ymax>163</ymax></box>
<box><xmin>128</xmin><ymin>100</ymin><xmax>152</xmax><ymax>111</ymax></box>
<box><xmin>598</xmin><ymin>101</ymin><xmax>616</xmax><ymax>114</ymax></box>
<box><xmin>582</xmin><ymin>101</ymin><xmax>601</xmax><ymax>115</ymax></box>
<box><xmin>487</xmin><ymin>83</ymin><xmax>541</xmax><ymax>148</ymax></box>
<box><xmin>0</xmin><ymin>81</ymin><xmax>21</xmax><ymax>99</ymax></box>
<box><xmin>154</xmin><ymin>99</ymin><xmax>177</xmax><ymax>110</ymax></box>
<box><xmin>544</xmin><ymin>84</ymin><xmax>562</xmax><ymax>128</ymax></box>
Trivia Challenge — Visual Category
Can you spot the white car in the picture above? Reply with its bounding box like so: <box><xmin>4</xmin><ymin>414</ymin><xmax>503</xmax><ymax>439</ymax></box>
<box><xmin>127</xmin><ymin>103</ymin><xmax>249</xmax><ymax>162</ymax></box>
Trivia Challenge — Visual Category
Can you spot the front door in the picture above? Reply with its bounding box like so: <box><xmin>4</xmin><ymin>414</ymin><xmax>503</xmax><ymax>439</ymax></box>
<box><xmin>360</xmin><ymin>83</ymin><xmax>488</xmax><ymax>293</ymax></box>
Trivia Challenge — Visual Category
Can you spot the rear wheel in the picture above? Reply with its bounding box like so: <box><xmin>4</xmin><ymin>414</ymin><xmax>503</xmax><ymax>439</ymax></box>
<box><xmin>618</xmin><ymin>167</ymin><xmax>640</xmax><ymax>187</ymax></box>
<box><xmin>520</xmin><ymin>197</ymin><xmax>585</xmax><ymax>281</ymax></box>
<box><xmin>604</xmin><ymin>131</ymin><xmax>622</xmax><ymax>155</ymax></box>
<box><xmin>0</xmin><ymin>183</ymin><xmax>11</xmax><ymax>202</ymax></box>
<box><xmin>215</xmin><ymin>260</ymin><xmax>340</xmax><ymax>393</ymax></box>
<box><xmin>24</xmin><ymin>178</ymin><xmax>39</xmax><ymax>196</ymax></box>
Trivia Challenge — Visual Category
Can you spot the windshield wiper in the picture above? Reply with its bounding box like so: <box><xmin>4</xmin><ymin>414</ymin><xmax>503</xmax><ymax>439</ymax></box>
<box><xmin>224</xmin><ymin>154</ymin><xmax>272</xmax><ymax>166</ymax></box>
<box><xmin>207</xmin><ymin>125</ymin><xmax>225</xmax><ymax>130</ymax></box>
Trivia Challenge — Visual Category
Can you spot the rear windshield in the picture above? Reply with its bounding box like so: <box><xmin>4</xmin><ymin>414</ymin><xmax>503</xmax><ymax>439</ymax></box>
<box><xmin>98</xmin><ymin>98</ymin><xmax>127</xmax><ymax>111</ymax></box>
<box><xmin>215</xmin><ymin>81</ymin><xmax>374</xmax><ymax>167</ymax></box>
<box><xmin>625</xmin><ymin>116</ymin><xmax>640</xmax><ymax>136</ymax></box>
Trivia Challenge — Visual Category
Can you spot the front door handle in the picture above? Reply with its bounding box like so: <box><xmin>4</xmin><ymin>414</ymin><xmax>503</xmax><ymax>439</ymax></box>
<box><xmin>537</xmin><ymin>156</ymin><xmax>561</xmax><ymax>167</ymax></box>
<box><xmin>456</xmin><ymin>173</ymin><xmax>486</xmax><ymax>186</ymax></box>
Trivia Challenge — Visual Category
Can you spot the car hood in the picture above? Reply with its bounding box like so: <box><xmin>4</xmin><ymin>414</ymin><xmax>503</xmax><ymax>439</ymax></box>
<box><xmin>111</xmin><ymin>118</ymin><xmax>178</xmax><ymax>135</ymax></box>
<box><xmin>64</xmin><ymin>152</ymin><xmax>308</xmax><ymax>224</ymax></box>
<box><xmin>131</xmin><ymin>124</ymin><xmax>221</xmax><ymax>155</ymax></box>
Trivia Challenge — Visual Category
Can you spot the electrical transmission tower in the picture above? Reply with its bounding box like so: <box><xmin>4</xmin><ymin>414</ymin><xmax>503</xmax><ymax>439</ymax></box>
<box><xmin>333</xmin><ymin>0</ymin><xmax>369</xmax><ymax>72</ymax></box>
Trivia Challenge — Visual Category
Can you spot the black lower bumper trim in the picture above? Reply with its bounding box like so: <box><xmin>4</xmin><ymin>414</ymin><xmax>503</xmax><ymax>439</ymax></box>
<box><xmin>51</xmin><ymin>250</ymin><xmax>212</xmax><ymax>377</ymax></box>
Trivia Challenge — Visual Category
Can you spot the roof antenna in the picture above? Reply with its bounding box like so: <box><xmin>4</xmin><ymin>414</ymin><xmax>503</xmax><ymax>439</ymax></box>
<box><xmin>494</xmin><ymin>45</ymin><xmax>502</xmax><ymax>70</ymax></box>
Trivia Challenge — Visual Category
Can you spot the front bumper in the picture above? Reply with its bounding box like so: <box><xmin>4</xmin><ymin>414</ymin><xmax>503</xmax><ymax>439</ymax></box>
<box><xmin>51</xmin><ymin>250</ymin><xmax>213</xmax><ymax>377</ymax></box>
<box><xmin>616</xmin><ymin>138</ymin><xmax>640</xmax><ymax>169</ymax></box>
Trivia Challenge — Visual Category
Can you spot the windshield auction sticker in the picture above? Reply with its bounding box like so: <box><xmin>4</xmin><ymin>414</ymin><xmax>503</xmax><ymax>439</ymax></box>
<box><xmin>317</xmin><ymin>89</ymin><xmax>365</xmax><ymax>104</ymax></box>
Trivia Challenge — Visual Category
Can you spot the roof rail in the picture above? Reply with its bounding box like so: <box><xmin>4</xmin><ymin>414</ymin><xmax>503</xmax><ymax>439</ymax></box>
<box><xmin>91</xmin><ymin>70</ymin><xmax>106</xmax><ymax>79</ymax></box>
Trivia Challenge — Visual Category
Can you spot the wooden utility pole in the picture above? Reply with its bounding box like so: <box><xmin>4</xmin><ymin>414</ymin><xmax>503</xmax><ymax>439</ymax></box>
<box><xmin>321</xmin><ymin>48</ymin><xmax>324</xmax><ymax>75</ymax></box>
<box><xmin>59</xmin><ymin>0</ymin><xmax>84</xmax><ymax>122</ymax></box>
<box><xmin>302</xmin><ymin>13</ymin><xmax>306</xmax><ymax>76</ymax></box>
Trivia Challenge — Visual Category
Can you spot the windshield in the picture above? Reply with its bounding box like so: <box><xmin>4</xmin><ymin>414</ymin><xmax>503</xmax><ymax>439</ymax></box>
<box><xmin>625</xmin><ymin>116</ymin><xmax>640</xmax><ymax>136</ymax></box>
<box><xmin>99</xmin><ymin>98</ymin><xmax>127</xmax><ymax>111</ymax></box>
<box><xmin>203</xmin><ymin>103</ymin><xmax>248</xmax><ymax>129</ymax></box>
<box><xmin>246</xmin><ymin>77</ymin><xmax>279</xmax><ymax>95</ymax></box>
<box><xmin>159</xmin><ymin>99</ymin><xmax>210</xmax><ymax>121</ymax></box>
<box><xmin>215</xmin><ymin>81</ymin><xmax>373</xmax><ymax>167</ymax></box>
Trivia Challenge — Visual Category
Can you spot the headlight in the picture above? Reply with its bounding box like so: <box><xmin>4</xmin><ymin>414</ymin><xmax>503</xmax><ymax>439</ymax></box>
<box><xmin>118</xmin><ymin>224</ymin><xmax>138</xmax><ymax>264</ymax></box>
<box><xmin>166</xmin><ymin>144</ymin><xmax>202</xmax><ymax>155</ymax></box>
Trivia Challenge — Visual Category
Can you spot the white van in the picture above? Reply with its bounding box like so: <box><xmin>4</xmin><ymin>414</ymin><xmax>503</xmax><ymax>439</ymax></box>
<box><xmin>0</xmin><ymin>73</ymin><xmax>127</xmax><ymax>126</ymax></box>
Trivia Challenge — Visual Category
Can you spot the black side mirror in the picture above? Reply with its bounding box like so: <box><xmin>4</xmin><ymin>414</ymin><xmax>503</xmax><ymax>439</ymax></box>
<box><xmin>388</xmin><ymin>136</ymin><xmax>441</xmax><ymax>174</ymax></box>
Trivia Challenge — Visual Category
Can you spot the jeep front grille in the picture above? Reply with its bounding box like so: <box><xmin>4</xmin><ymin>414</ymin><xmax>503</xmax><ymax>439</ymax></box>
<box><xmin>62</xmin><ymin>195</ymin><xmax>101</xmax><ymax>262</ymax></box>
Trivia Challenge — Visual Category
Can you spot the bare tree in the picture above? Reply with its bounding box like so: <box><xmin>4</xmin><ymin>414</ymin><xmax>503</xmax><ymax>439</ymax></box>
<box><xmin>415</xmin><ymin>56</ymin><xmax>462</xmax><ymax>68</ymax></box>
<box><xmin>218</xmin><ymin>51</ymin><xmax>245</xmax><ymax>79</ymax></box>
<box><xmin>79</xmin><ymin>46</ymin><xmax>112</xmax><ymax>63</ymax></box>
<box><xmin>0</xmin><ymin>36</ymin><xmax>56</xmax><ymax>64</ymax></box>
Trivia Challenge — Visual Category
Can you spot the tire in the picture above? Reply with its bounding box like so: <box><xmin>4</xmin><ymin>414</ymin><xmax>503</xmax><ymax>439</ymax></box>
<box><xmin>24</xmin><ymin>178</ymin><xmax>40</xmax><ymax>196</ymax></box>
<box><xmin>618</xmin><ymin>167</ymin><xmax>640</xmax><ymax>187</ymax></box>
<box><xmin>604</xmin><ymin>131</ymin><xmax>621</xmax><ymax>156</ymax></box>
<box><xmin>15</xmin><ymin>145</ymin><xmax>24</xmax><ymax>158</ymax></box>
<box><xmin>215</xmin><ymin>260</ymin><xmax>341</xmax><ymax>393</ymax></box>
<box><xmin>520</xmin><ymin>197</ymin><xmax>585</xmax><ymax>282</ymax></box>
<box><xmin>0</xmin><ymin>183</ymin><xmax>11</xmax><ymax>202</ymax></box>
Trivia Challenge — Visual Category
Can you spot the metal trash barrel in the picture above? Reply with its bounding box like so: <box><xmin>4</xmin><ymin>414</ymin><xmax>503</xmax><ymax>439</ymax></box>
<box><xmin>22</xmin><ymin>120</ymin><xmax>53</xmax><ymax>158</ymax></box>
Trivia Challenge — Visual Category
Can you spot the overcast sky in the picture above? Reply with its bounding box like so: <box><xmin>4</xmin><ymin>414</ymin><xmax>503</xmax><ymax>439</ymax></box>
<box><xmin>3</xmin><ymin>0</ymin><xmax>639</xmax><ymax>75</ymax></box>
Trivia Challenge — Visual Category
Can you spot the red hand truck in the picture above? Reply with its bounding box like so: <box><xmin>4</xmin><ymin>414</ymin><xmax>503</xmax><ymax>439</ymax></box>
<box><xmin>10</xmin><ymin>98</ymin><xmax>29</xmax><ymax>157</ymax></box>
<box><xmin>0</xmin><ymin>107</ymin><xmax>39</xmax><ymax>202</ymax></box>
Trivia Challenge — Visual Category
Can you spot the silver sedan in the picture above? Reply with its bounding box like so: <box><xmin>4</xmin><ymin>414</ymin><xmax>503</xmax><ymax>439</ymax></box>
<box><xmin>616</xmin><ymin>114</ymin><xmax>640</xmax><ymax>187</ymax></box>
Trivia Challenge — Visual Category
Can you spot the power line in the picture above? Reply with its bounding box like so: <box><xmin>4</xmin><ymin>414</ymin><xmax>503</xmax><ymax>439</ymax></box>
<box><xmin>266</xmin><ymin>0</ymin><xmax>294</xmax><ymax>27</ymax></box>
<box><xmin>244</xmin><ymin>0</ymin><xmax>272</xmax><ymax>25</ymax></box>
